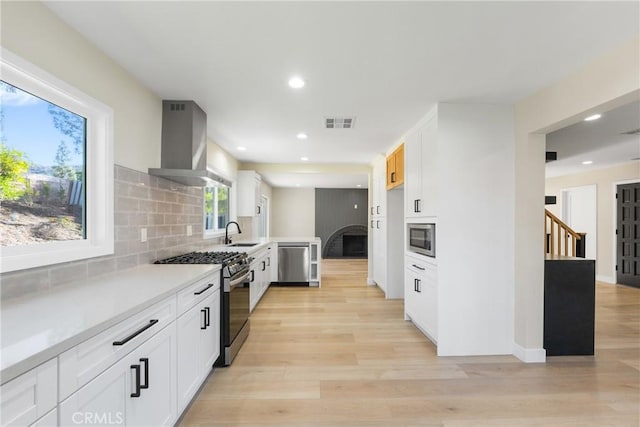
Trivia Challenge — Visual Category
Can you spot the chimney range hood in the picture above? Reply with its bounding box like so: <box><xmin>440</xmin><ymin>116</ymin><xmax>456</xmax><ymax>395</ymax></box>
<box><xmin>149</xmin><ymin>100</ymin><xmax>231</xmax><ymax>187</ymax></box>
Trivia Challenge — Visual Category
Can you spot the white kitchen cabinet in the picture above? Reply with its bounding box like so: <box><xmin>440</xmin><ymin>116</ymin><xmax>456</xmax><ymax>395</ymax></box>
<box><xmin>371</xmin><ymin>155</ymin><xmax>386</xmax><ymax>218</ymax></box>
<box><xmin>59</xmin><ymin>322</ymin><xmax>178</xmax><ymax>427</ymax></box>
<box><xmin>249</xmin><ymin>249</ymin><xmax>270</xmax><ymax>312</ymax></box>
<box><xmin>405</xmin><ymin>113</ymin><xmax>438</xmax><ymax>219</ymax></box>
<box><xmin>176</xmin><ymin>278</ymin><xmax>220</xmax><ymax>414</ymax></box>
<box><xmin>267</xmin><ymin>243</ymin><xmax>278</xmax><ymax>283</ymax></box>
<box><xmin>31</xmin><ymin>408</ymin><xmax>57</xmax><ymax>427</ymax></box>
<box><xmin>237</xmin><ymin>171</ymin><xmax>262</xmax><ymax>217</ymax></box>
<box><xmin>59</xmin><ymin>297</ymin><xmax>176</xmax><ymax>401</ymax></box>
<box><xmin>372</xmin><ymin>218</ymin><xmax>387</xmax><ymax>293</ymax></box>
<box><xmin>405</xmin><ymin>254</ymin><xmax>438</xmax><ymax>344</ymax></box>
<box><xmin>0</xmin><ymin>358</ymin><xmax>57</xmax><ymax>427</ymax></box>
<box><xmin>309</xmin><ymin>241</ymin><xmax>321</xmax><ymax>286</ymax></box>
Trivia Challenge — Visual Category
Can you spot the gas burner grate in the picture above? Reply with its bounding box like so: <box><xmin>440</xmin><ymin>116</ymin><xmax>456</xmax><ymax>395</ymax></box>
<box><xmin>155</xmin><ymin>251</ymin><xmax>243</xmax><ymax>265</ymax></box>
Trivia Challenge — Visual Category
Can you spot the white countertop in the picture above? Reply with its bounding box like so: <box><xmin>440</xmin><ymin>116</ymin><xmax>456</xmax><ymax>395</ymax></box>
<box><xmin>205</xmin><ymin>237</ymin><xmax>321</xmax><ymax>256</ymax></box>
<box><xmin>1</xmin><ymin>263</ymin><xmax>220</xmax><ymax>384</ymax></box>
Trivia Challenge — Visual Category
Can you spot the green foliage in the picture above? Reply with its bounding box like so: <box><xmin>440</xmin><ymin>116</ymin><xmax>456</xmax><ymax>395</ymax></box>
<box><xmin>48</xmin><ymin>104</ymin><xmax>85</xmax><ymax>154</ymax></box>
<box><xmin>204</xmin><ymin>188</ymin><xmax>214</xmax><ymax>214</ymax></box>
<box><xmin>52</xmin><ymin>141</ymin><xmax>77</xmax><ymax>180</ymax></box>
<box><xmin>0</xmin><ymin>143</ymin><xmax>29</xmax><ymax>201</ymax></box>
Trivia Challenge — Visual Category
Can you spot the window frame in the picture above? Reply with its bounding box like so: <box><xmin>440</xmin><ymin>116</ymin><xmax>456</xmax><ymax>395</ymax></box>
<box><xmin>203</xmin><ymin>182</ymin><xmax>231</xmax><ymax>239</ymax></box>
<box><xmin>0</xmin><ymin>49</ymin><xmax>114</xmax><ymax>273</ymax></box>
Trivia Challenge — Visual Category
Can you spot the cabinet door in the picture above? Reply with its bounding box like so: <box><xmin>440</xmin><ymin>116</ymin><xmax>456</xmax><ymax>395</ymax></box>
<box><xmin>386</xmin><ymin>154</ymin><xmax>395</xmax><ymax>189</ymax></box>
<box><xmin>269</xmin><ymin>246</ymin><xmax>278</xmax><ymax>283</ymax></box>
<box><xmin>176</xmin><ymin>302</ymin><xmax>205</xmax><ymax>412</ymax></box>
<box><xmin>127</xmin><ymin>323</ymin><xmax>177</xmax><ymax>427</ymax></box>
<box><xmin>394</xmin><ymin>144</ymin><xmax>404</xmax><ymax>187</ymax></box>
<box><xmin>237</xmin><ymin>171</ymin><xmax>261</xmax><ymax>217</ymax></box>
<box><xmin>372</xmin><ymin>219</ymin><xmax>387</xmax><ymax>292</ymax></box>
<box><xmin>404</xmin><ymin>268</ymin><xmax>420</xmax><ymax>322</ymax></box>
<box><xmin>419</xmin><ymin>118</ymin><xmax>438</xmax><ymax>216</ymax></box>
<box><xmin>404</xmin><ymin>130</ymin><xmax>422</xmax><ymax>218</ymax></box>
<box><xmin>59</xmin><ymin>358</ymin><xmax>128</xmax><ymax>426</ymax></box>
<box><xmin>372</xmin><ymin>156</ymin><xmax>386</xmax><ymax>216</ymax></box>
<box><xmin>201</xmin><ymin>290</ymin><xmax>221</xmax><ymax>372</ymax></box>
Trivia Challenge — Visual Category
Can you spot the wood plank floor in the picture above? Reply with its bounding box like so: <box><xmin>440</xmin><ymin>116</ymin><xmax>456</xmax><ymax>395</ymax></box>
<box><xmin>179</xmin><ymin>259</ymin><xmax>640</xmax><ymax>426</ymax></box>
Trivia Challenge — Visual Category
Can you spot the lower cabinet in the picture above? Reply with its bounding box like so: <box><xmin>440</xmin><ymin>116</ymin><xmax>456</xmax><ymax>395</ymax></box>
<box><xmin>59</xmin><ymin>322</ymin><xmax>178</xmax><ymax>427</ymax></box>
<box><xmin>405</xmin><ymin>255</ymin><xmax>438</xmax><ymax>343</ymax></box>
<box><xmin>250</xmin><ymin>250</ymin><xmax>270</xmax><ymax>312</ymax></box>
<box><xmin>176</xmin><ymin>289</ymin><xmax>220</xmax><ymax>413</ymax></box>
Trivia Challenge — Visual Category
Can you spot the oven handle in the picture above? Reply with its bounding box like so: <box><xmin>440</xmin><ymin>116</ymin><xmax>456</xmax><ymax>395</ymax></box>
<box><xmin>227</xmin><ymin>270</ymin><xmax>250</xmax><ymax>291</ymax></box>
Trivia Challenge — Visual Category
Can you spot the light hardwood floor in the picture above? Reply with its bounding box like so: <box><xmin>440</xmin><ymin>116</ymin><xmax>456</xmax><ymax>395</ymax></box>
<box><xmin>179</xmin><ymin>259</ymin><xmax>640</xmax><ymax>426</ymax></box>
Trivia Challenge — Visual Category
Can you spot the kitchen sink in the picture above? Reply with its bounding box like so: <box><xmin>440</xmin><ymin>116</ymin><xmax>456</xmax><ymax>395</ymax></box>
<box><xmin>227</xmin><ymin>243</ymin><xmax>258</xmax><ymax>247</ymax></box>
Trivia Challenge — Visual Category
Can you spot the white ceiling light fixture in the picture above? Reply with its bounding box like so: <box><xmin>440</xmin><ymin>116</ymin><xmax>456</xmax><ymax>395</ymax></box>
<box><xmin>237</xmin><ymin>146</ymin><xmax>247</xmax><ymax>151</ymax></box>
<box><xmin>300</xmin><ymin>156</ymin><xmax>309</xmax><ymax>161</ymax></box>
<box><xmin>296</xmin><ymin>133</ymin><xmax>308</xmax><ymax>139</ymax></box>
<box><xmin>584</xmin><ymin>114</ymin><xmax>602</xmax><ymax>121</ymax></box>
<box><xmin>288</xmin><ymin>76</ymin><xmax>305</xmax><ymax>89</ymax></box>
<box><xmin>582</xmin><ymin>160</ymin><xmax>593</xmax><ymax>165</ymax></box>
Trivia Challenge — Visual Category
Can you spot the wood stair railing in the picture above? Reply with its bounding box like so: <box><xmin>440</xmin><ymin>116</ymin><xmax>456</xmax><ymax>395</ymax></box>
<box><xmin>545</xmin><ymin>209</ymin><xmax>587</xmax><ymax>257</ymax></box>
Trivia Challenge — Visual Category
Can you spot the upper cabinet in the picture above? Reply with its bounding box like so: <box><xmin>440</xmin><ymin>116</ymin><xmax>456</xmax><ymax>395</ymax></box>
<box><xmin>405</xmin><ymin>114</ymin><xmax>437</xmax><ymax>218</ymax></box>
<box><xmin>386</xmin><ymin>143</ymin><xmax>404</xmax><ymax>190</ymax></box>
<box><xmin>371</xmin><ymin>155</ymin><xmax>386</xmax><ymax>217</ymax></box>
<box><xmin>237</xmin><ymin>171</ymin><xmax>262</xmax><ymax>217</ymax></box>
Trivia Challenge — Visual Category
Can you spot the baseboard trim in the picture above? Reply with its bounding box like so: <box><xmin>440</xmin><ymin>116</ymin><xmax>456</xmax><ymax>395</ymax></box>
<box><xmin>513</xmin><ymin>343</ymin><xmax>546</xmax><ymax>363</ymax></box>
<box><xmin>367</xmin><ymin>277</ymin><xmax>376</xmax><ymax>286</ymax></box>
<box><xmin>596</xmin><ymin>274</ymin><xmax>615</xmax><ymax>284</ymax></box>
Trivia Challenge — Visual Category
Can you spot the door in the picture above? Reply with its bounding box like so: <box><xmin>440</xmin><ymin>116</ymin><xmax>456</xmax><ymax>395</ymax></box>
<box><xmin>617</xmin><ymin>182</ymin><xmax>640</xmax><ymax>287</ymax></box>
<box><xmin>562</xmin><ymin>185</ymin><xmax>597</xmax><ymax>259</ymax></box>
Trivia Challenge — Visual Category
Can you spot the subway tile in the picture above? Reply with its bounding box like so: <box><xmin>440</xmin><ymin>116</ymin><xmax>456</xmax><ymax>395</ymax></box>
<box><xmin>116</xmin><ymin>166</ymin><xmax>142</xmax><ymax>184</ymax></box>
<box><xmin>147</xmin><ymin>213</ymin><xmax>165</xmax><ymax>225</ymax></box>
<box><xmin>87</xmin><ymin>257</ymin><xmax>117</xmax><ymax>278</ymax></box>
<box><xmin>116</xmin><ymin>254</ymin><xmax>139</xmax><ymax>270</ymax></box>
<box><xmin>114</xmin><ymin>241</ymin><xmax>129</xmax><ymax>255</ymax></box>
<box><xmin>156</xmin><ymin>202</ymin><xmax>173</xmax><ymax>213</ymax></box>
<box><xmin>116</xmin><ymin>226</ymin><xmax>139</xmax><ymax>242</ymax></box>
<box><xmin>138</xmin><ymin>251</ymin><xmax>157</xmax><ymax>265</ymax></box>
<box><xmin>115</xmin><ymin>196</ymin><xmax>139</xmax><ymax>212</ymax></box>
<box><xmin>128</xmin><ymin>183</ymin><xmax>150</xmax><ymax>199</ymax></box>
<box><xmin>171</xmin><ymin>203</ymin><xmax>184</xmax><ymax>214</ymax></box>
<box><xmin>114</xmin><ymin>212</ymin><xmax>129</xmax><ymax>226</ymax></box>
<box><xmin>154</xmin><ymin>225</ymin><xmax>172</xmax><ymax>238</ymax></box>
<box><xmin>147</xmin><ymin>237</ymin><xmax>165</xmax><ymax>251</ymax></box>
<box><xmin>164</xmin><ymin>191</ymin><xmax>179</xmax><ymax>203</ymax></box>
<box><xmin>150</xmin><ymin>188</ymin><xmax>165</xmax><ymax>201</ymax></box>
<box><xmin>128</xmin><ymin>212</ymin><xmax>148</xmax><ymax>226</ymax></box>
<box><xmin>138</xmin><ymin>199</ymin><xmax>156</xmax><ymax>213</ymax></box>
<box><xmin>128</xmin><ymin>240</ymin><xmax>149</xmax><ymax>254</ymax></box>
<box><xmin>50</xmin><ymin>262</ymin><xmax>88</xmax><ymax>288</ymax></box>
<box><xmin>0</xmin><ymin>268</ymin><xmax>50</xmax><ymax>300</ymax></box>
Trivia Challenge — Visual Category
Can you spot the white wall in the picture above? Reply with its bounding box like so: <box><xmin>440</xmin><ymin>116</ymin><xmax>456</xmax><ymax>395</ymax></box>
<box><xmin>546</xmin><ymin>162</ymin><xmax>640</xmax><ymax>283</ymax></box>
<box><xmin>271</xmin><ymin>188</ymin><xmax>315</xmax><ymax>237</ymax></box>
<box><xmin>514</xmin><ymin>37</ymin><xmax>640</xmax><ymax>362</ymax></box>
<box><xmin>436</xmin><ymin>103</ymin><xmax>515</xmax><ymax>356</ymax></box>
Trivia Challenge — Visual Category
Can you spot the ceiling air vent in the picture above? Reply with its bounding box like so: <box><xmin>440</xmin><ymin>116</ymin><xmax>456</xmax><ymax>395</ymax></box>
<box><xmin>621</xmin><ymin>128</ymin><xmax>640</xmax><ymax>135</ymax></box>
<box><xmin>325</xmin><ymin>117</ymin><xmax>356</xmax><ymax>129</ymax></box>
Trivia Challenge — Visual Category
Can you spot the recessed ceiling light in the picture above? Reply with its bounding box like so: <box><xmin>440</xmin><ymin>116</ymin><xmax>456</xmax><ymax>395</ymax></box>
<box><xmin>237</xmin><ymin>146</ymin><xmax>247</xmax><ymax>151</ymax></box>
<box><xmin>356</xmin><ymin>184</ymin><xmax>362</xmax><ymax>188</ymax></box>
<box><xmin>300</xmin><ymin>156</ymin><xmax>309</xmax><ymax>161</ymax></box>
<box><xmin>582</xmin><ymin>160</ymin><xmax>593</xmax><ymax>165</ymax></box>
<box><xmin>296</xmin><ymin>184</ymin><xmax>301</xmax><ymax>187</ymax></box>
<box><xmin>584</xmin><ymin>114</ymin><xmax>601</xmax><ymax>121</ymax></box>
<box><xmin>296</xmin><ymin>133</ymin><xmax>308</xmax><ymax>139</ymax></box>
<box><xmin>288</xmin><ymin>76</ymin><xmax>305</xmax><ymax>89</ymax></box>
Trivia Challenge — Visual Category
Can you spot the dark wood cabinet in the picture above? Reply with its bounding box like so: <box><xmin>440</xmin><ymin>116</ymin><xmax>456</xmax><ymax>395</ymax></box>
<box><xmin>544</xmin><ymin>255</ymin><xmax>595</xmax><ymax>356</ymax></box>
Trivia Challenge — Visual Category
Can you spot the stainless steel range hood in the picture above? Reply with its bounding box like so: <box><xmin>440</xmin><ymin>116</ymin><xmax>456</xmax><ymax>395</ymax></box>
<box><xmin>149</xmin><ymin>100</ymin><xmax>231</xmax><ymax>187</ymax></box>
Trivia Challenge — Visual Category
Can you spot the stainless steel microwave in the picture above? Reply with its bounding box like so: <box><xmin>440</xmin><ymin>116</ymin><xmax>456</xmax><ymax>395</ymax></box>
<box><xmin>408</xmin><ymin>223</ymin><xmax>435</xmax><ymax>257</ymax></box>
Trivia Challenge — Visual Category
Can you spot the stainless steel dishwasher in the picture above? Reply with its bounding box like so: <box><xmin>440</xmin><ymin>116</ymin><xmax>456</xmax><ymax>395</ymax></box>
<box><xmin>277</xmin><ymin>243</ymin><xmax>310</xmax><ymax>284</ymax></box>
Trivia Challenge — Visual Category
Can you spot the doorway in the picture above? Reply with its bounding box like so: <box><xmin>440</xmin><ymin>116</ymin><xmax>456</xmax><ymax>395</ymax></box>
<box><xmin>259</xmin><ymin>195</ymin><xmax>269</xmax><ymax>239</ymax></box>
<box><xmin>616</xmin><ymin>182</ymin><xmax>640</xmax><ymax>287</ymax></box>
<box><xmin>562</xmin><ymin>185</ymin><xmax>597</xmax><ymax>260</ymax></box>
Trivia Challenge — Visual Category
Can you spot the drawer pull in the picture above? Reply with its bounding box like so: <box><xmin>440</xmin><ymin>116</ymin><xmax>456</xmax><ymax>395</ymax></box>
<box><xmin>140</xmin><ymin>358</ymin><xmax>149</xmax><ymax>389</ymax></box>
<box><xmin>130</xmin><ymin>364</ymin><xmax>141</xmax><ymax>397</ymax></box>
<box><xmin>205</xmin><ymin>306</ymin><xmax>211</xmax><ymax>327</ymax></box>
<box><xmin>113</xmin><ymin>319</ymin><xmax>159</xmax><ymax>346</ymax></box>
<box><xmin>194</xmin><ymin>283</ymin><xmax>214</xmax><ymax>295</ymax></box>
<box><xmin>412</xmin><ymin>264</ymin><xmax>425</xmax><ymax>271</ymax></box>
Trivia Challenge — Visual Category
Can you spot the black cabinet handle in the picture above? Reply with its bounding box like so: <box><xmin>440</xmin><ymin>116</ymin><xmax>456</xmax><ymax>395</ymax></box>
<box><xmin>371</xmin><ymin>207</ymin><xmax>374</xmax><ymax>215</ymax></box>
<box><xmin>267</xmin><ymin>257</ymin><xmax>271</xmax><ymax>267</ymax></box>
<box><xmin>113</xmin><ymin>319</ymin><xmax>159</xmax><ymax>346</ymax></box>
<box><xmin>412</xmin><ymin>264</ymin><xmax>425</xmax><ymax>271</ymax></box>
<box><xmin>416</xmin><ymin>199</ymin><xmax>421</xmax><ymax>213</ymax></box>
<box><xmin>391</xmin><ymin>172</ymin><xmax>396</xmax><ymax>183</ymax></box>
<box><xmin>205</xmin><ymin>306</ymin><xmax>210</xmax><ymax>327</ymax></box>
<box><xmin>262</xmin><ymin>261</ymin><xmax>266</xmax><ymax>271</ymax></box>
<box><xmin>201</xmin><ymin>308</ymin><xmax>207</xmax><ymax>329</ymax></box>
<box><xmin>257</xmin><ymin>205</ymin><xmax>261</xmax><ymax>215</ymax></box>
<box><xmin>371</xmin><ymin>220</ymin><xmax>374</xmax><ymax>229</ymax></box>
<box><xmin>414</xmin><ymin>278</ymin><xmax>418</xmax><ymax>292</ymax></box>
<box><xmin>250</xmin><ymin>270</ymin><xmax>255</xmax><ymax>282</ymax></box>
<box><xmin>130</xmin><ymin>364</ymin><xmax>141</xmax><ymax>397</ymax></box>
<box><xmin>376</xmin><ymin>206</ymin><xmax>380</xmax><ymax>215</ymax></box>
<box><xmin>376</xmin><ymin>220</ymin><xmax>380</xmax><ymax>229</ymax></box>
<box><xmin>415</xmin><ymin>279</ymin><xmax>421</xmax><ymax>293</ymax></box>
<box><xmin>194</xmin><ymin>283</ymin><xmax>214</xmax><ymax>295</ymax></box>
<box><xmin>139</xmin><ymin>358</ymin><xmax>149</xmax><ymax>389</ymax></box>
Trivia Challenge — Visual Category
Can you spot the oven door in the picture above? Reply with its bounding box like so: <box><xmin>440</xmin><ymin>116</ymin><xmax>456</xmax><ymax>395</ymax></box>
<box><xmin>224</xmin><ymin>269</ymin><xmax>250</xmax><ymax>346</ymax></box>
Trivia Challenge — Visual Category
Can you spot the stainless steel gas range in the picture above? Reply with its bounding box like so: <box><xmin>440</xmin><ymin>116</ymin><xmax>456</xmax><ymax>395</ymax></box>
<box><xmin>155</xmin><ymin>251</ymin><xmax>252</xmax><ymax>366</ymax></box>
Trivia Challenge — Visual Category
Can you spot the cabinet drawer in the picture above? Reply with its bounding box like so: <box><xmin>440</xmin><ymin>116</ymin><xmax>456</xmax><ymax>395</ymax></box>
<box><xmin>176</xmin><ymin>272</ymin><xmax>220</xmax><ymax>316</ymax></box>
<box><xmin>59</xmin><ymin>297</ymin><xmax>176</xmax><ymax>401</ymax></box>
<box><xmin>1</xmin><ymin>358</ymin><xmax>57</xmax><ymax>427</ymax></box>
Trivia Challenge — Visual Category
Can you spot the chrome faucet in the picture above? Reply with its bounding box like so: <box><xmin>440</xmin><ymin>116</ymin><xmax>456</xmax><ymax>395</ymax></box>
<box><xmin>224</xmin><ymin>221</ymin><xmax>242</xmax><ymax>244</ymax></box>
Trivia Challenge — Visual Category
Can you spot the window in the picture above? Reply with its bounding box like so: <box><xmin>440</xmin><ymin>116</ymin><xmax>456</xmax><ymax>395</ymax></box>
<box><xmin>204</xmin><ymin>184</ymin><xmax>230</xmax><ymax>236</ymax></box>
<box><xmin>0</xmin><ymin>49</ymin><xmax>113</xmax><ymax>273</ymax></box>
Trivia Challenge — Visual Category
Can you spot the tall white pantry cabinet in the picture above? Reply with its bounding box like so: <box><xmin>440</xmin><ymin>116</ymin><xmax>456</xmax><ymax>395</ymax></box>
<box><xmin>403</xmin><ymin>103</ymin><xmax>515</xmax><ymax>357</ymax></box>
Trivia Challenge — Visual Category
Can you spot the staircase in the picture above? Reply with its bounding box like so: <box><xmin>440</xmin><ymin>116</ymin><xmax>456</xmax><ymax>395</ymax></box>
<box><xmin>544</xmin><ymin>209</ymin><xmax>586</xmax><ymax>258</ymax></box>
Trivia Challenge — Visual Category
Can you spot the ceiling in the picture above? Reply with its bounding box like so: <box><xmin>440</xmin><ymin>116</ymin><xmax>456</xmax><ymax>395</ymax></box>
<box><xmin>546</xmin><ymin>101</ymin><xmax>640</xmax><ymax>178</ymax></box>
<box><xmin>43</xmin><ymin>1</ymin><xmax>640</xmax><ymax>187</ymax></box>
